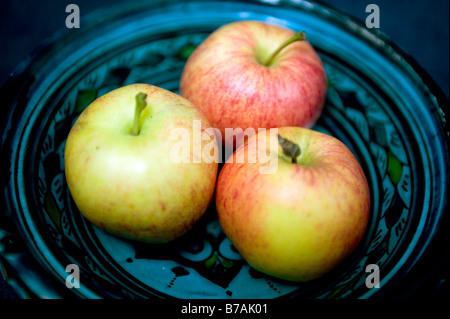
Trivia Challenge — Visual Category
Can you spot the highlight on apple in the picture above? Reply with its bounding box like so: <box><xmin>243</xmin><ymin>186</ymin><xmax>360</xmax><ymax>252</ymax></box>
<box><xmin>169</xmin><ymin>120</ymin><xmax>279</xmax><ymax>174</ymax></box>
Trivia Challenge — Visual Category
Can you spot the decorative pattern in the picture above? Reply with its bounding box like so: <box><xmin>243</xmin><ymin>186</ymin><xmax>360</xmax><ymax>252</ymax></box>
<box><xmin>30</xmin><ymin>31</ymin><xmax>419</xmax><ymax>299</ymax></box>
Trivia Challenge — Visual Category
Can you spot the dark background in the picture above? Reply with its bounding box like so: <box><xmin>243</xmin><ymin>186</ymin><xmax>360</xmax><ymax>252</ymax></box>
<box><xmin>1</xmin><ymin>0</ymin><xmax>449</xmax><ymax>99</ymax></box>
<box><xmin>0</xmin><ymin>0</ymin><xmax>449</xmax><ymax>299</ymax></box>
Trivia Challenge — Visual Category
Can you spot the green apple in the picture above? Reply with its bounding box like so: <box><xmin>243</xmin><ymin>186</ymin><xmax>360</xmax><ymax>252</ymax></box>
<box><xmin>64</xmin><ymin>84</ymin><xmax>218</xmax><ymax>243</ymax></box>
<box><xmin>180</xmin><ymin>20</ymin><xmax>327</xmax><ymax>149</ymax></box>
<box><xmin>215</xmin><ymin>127</ymin><xmax>370</xmax><ymax>282</ymax></box>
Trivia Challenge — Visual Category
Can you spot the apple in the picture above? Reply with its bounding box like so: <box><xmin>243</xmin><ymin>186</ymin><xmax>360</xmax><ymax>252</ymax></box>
<box><xmin>215</xmin><ymin>127</ymin><xmax>370</xmax><ymax>282</ymax></box>
<box><xmin>180</xmin><ymin>20</ymin><xmax>327</xmax><ymax>149</ymax></box>
<box><xmin>64</xmin><ymin>84</ymin><xmax>218</xmax><ymax>243</ymax></box>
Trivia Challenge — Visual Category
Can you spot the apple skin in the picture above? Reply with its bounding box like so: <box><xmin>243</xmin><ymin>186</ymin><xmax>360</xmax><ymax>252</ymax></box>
<box><xmin>180</xmin><ymin>20</ymin><xmax>327</xmax><ymax>149</ymax></box>
<box><xmin>64</xmin><ymin>84</ymin><xmax>218</xmax><ymax>244</ymax></box>
<box><xmin>215</xmin><ymin>127</ymin><xmax>370</xmax><ymax>282</ymax></box>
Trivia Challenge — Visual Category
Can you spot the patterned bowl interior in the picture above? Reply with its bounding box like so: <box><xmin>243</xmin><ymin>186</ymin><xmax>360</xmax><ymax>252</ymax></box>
<box><xmin>1</xmin><ymin>0</ymin><xmax>448</xmax><ymax>298</ymax></box>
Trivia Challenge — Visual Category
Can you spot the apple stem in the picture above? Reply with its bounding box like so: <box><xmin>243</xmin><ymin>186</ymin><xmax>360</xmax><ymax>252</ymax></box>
<box><xmin>277</xmin><ymin>134</ymin><xmax>301</xmax><ymax>163</ymax></box>
<box><xmin>264</xmin><ymin>31</ymin><xmax>306</xmax><ymax>67</ymax></box>
<box><xmin>131</xmin><ymin>92</ymin><xmax>148</xmax><ymax>136</ymax></box>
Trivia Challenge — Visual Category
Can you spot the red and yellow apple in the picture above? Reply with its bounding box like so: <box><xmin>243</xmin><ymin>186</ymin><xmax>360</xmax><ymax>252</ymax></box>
<box><xmin>64</xmin><ymin>84</ymin><xmax>218</xmax><ymax>243</ymax></box>
<box><xmin>180</xmin><ymin>20</ymin><xmax>327</xmax><ymax>149</ymax></box>
<box><xmin>215</xmin><ymin>127</ymin><xmax>370</xmax><ymax>282</ymax></box>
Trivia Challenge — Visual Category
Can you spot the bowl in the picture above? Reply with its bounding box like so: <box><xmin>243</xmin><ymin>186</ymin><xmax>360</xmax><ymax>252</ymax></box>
<box><xmin>1</xmin><ymin>0</ymin><xmax>449</xmax><ymax>299</ymax></box>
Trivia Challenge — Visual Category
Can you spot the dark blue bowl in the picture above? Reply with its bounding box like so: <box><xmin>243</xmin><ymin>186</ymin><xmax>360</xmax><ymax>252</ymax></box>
<box><xmin>1</xmin><ymin>0</ymin><xmax>449</xmax><ymax>299</ymax></box>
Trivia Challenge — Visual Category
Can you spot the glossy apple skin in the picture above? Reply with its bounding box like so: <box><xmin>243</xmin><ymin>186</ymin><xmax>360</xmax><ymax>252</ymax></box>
<box><xmin>180</xmin><ymin>20</ymin><xmax>327</xmax><ymax>148</ymax></box>
<box><xmin>215</xmin><ymin>127</ymin><xmax>370</xmax><ymax>282</ymax></box>
<box><xmin>64</xmin><ymin>84</ymin><xmax>218</xmax><ymax>243</ymax></box>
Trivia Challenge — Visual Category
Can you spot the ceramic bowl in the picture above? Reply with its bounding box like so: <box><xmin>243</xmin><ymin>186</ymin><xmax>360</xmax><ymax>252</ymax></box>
<box><xmin>1</xmin><ymin>0</ymin><xmax>449</xmax><ymax>299</ymax></box>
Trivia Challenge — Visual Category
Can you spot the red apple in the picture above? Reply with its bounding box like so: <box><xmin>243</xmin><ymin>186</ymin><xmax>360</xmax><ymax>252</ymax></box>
<box><xmin>215</xmin><ymin>127</ymin><xmax>370</xmax><ymax>282</ymax></box>
<box><xmin>180</xmin><ymin>20</ymin><xmax>327</xmax><ymax>149</ymax></box>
